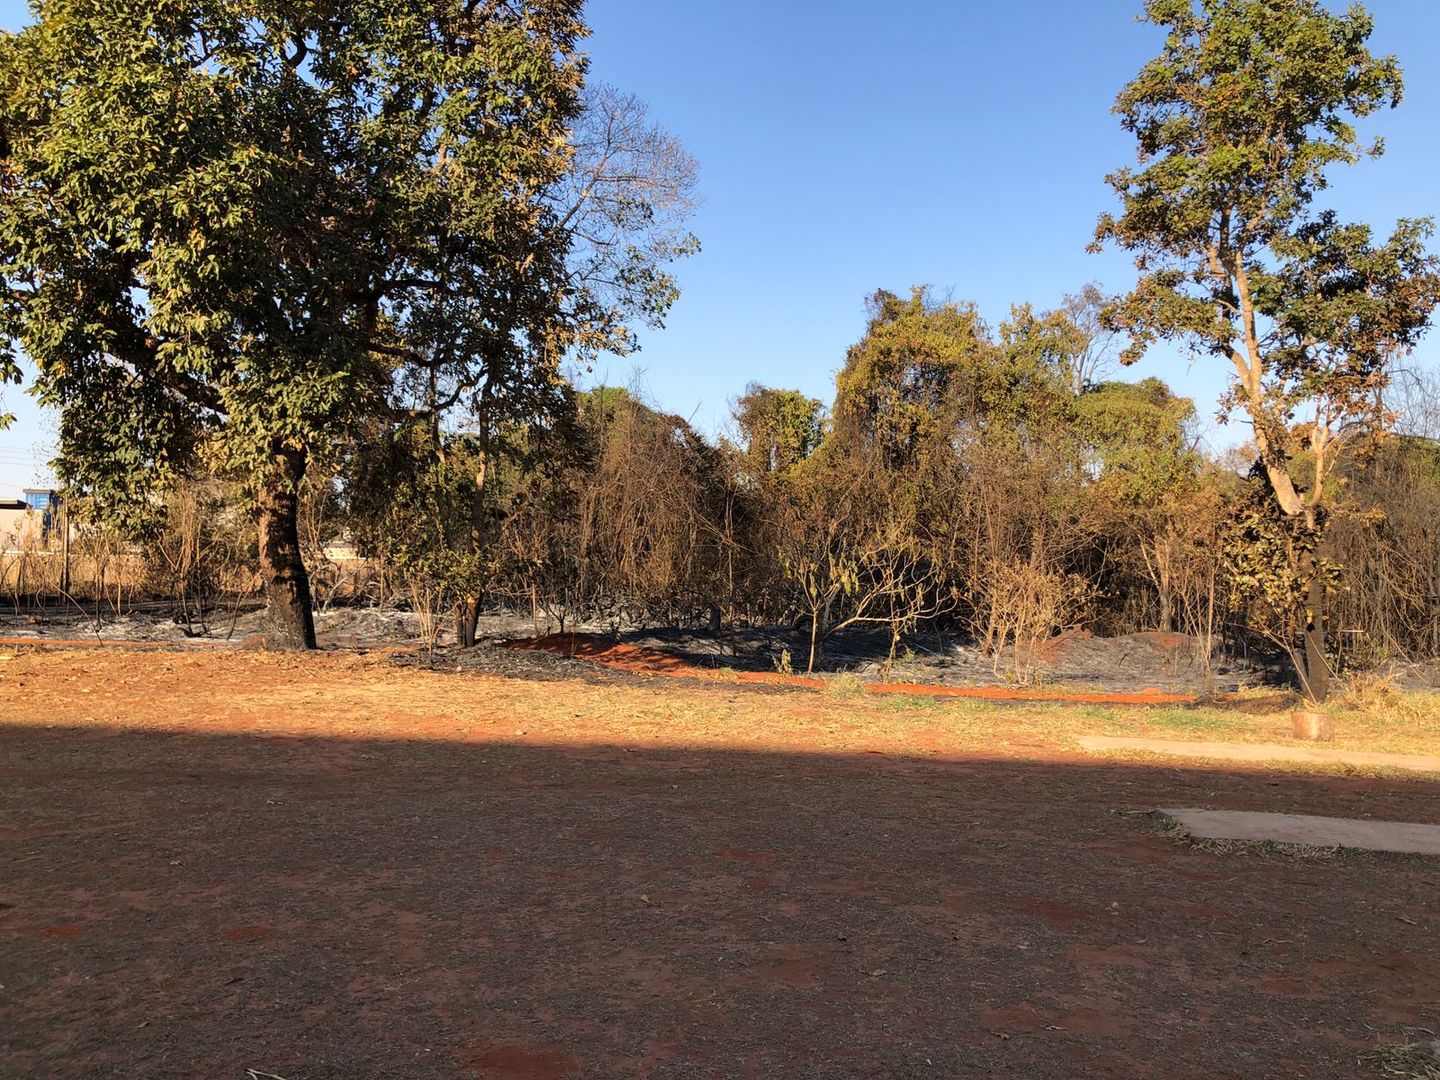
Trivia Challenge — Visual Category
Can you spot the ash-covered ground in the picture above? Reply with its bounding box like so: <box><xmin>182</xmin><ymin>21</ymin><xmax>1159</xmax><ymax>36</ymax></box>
<box><xmin>6</xmin><ymin>602</ymin><xmax>1436</xmax><ymax>693</ymax></box>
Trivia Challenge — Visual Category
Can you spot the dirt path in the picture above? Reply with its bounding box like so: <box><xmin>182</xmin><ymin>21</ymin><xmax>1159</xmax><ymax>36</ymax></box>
<box><xmin>1077</xmin><ymin>735</ymin><xmax>1440</xmax><ymax>773</ymax></box>
<box><xmin>2</xmin><ymin>650</ymin><xmax>1437</xmax><ymax>1078</ymax></box>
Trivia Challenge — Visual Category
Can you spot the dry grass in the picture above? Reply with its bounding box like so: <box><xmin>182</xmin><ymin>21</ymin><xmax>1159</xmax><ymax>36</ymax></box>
<box><xmin>1326</xmin><ymin>674</ymin><xmax>1440</xmax><ymax>757</ymax></box>
<box><xmin>1363</xmin><ymin>1041</ymin><xmax>1440</xmax><ymax>1080</ymax></box>
<box><xmin>1076</xmin><ymin>679</ymin><xmax>1440</xmax><ymax>760</ymax></box>
<box><xmin>1336</xmin><ymin>672</ymin><xmax>1440</xmax><ymax>722</ymax></box>
<box><xmin>824</xmin><ymin>671</ymin><xmax>867</xmax><ymax>699</ymax></box>
<box><xmin>1</xmin><ymin>645</ymin><xmax>1438</xmax><ymax>766</ymax></box>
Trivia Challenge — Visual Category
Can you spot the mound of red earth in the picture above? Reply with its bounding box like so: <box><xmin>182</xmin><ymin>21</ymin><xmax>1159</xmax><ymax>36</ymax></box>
<box><xmin>508</xmin><ymin>633</ymin><xmax>1195</xmax><ymax>706</ymax></box>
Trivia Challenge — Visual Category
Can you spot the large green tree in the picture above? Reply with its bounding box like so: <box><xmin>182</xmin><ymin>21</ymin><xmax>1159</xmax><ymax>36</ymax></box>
<box><xmin>0</xmin><ymin>0</ymin><xmax>585</xmax><ymax>646</ymax></box>
<box><xmin>1094</xmin><ymin>0</ymin><xmax>1440</xmax><ymax>702</ymax></box>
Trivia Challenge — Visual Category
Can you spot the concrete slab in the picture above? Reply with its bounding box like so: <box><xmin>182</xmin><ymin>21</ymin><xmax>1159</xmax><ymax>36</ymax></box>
<box><xmin>1075</xmin><ymin>735</ymin><xmax>1440</xmax><ymax>774</ymax></box>
<box><xmin>1162</xmin><ymin>808</ymin><xmax>1440</xmax><ymax>855</ymax></box>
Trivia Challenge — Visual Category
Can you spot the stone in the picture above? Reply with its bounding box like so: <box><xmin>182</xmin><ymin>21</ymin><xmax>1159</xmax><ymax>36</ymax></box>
<box><xmin>1161</xmin><ymin>808</ymin><xmax>1440</xmax><ymax>856</ymax></box>
<box><xmin>1290</xmin><ymin>710</ymin><xmax>1334</xmax><ymax>741</ymax></box>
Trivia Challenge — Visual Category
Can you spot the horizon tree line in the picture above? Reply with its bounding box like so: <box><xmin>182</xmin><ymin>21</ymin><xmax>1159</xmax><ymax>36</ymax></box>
<box><xmin>2</xmin><ymin>0</ymin><xmax>1438</xmax><ymax>705</ymax></box>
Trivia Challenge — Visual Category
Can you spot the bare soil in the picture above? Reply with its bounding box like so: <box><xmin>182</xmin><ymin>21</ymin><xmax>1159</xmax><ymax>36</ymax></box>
<box><xmin>2</xmin><ymin>647</ymin><xmax>1438</xmax><ymax>1078</ymax></box>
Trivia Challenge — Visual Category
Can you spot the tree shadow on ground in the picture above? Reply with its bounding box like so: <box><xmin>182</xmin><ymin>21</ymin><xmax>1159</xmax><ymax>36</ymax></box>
<box><xmin>2</xmin><ymin>723</ymin><xmax>1435</xmax><ymax>1079</ymax></box>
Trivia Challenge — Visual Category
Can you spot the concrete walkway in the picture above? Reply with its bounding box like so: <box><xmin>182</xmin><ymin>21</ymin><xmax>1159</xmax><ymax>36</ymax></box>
<box><xmin>1075</xmin><ymin>735</ymin><xmax>1440</xmax><ymax>774</ymax></box>
<box><xmin>1162</xmin><ymin>808</ymin><xmax>1440</xmax><ymax>855</ymax></box>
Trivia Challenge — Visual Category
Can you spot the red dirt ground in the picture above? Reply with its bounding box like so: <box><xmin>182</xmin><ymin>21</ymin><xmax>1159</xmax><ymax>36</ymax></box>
<box><xmin>508</xmin><ymin>633</ymin><xmax>1197</xmax><ymax>705</ymax></box>
<box><xmin>2</xmin><ymin>649</ymin><xmax>1437</xmax><ymax>1079</ymax></box>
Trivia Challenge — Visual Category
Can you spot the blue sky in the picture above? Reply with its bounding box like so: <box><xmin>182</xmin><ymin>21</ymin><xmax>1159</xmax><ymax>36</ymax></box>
<box><xmin>3</xmin><ymin>0</ymin><xmax>1439</xmax><ymax>492</ymax></box>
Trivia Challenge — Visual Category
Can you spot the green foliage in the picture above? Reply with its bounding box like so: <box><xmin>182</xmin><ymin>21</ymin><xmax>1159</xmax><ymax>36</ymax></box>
<box><xmin>772</xmin><ymin>287</ymin><xmax>1168</xmax><ymax>672</ymax></box>
<box><xmin>1095</xmin><ymin>0</ymin><xmax>1440</xmax><ymax>511</ymax></box>
<box><xmin>833</xmin><ymin>288</ymin><xmax>1072</xmax><ymax>467</ymax></box>
<box><xmin>349</xmin><ymin>426</ymin><xmax>490</xmax><ymax>607</ymax></box>
<box><xmin>733</xmin><ymin>384</ymin><xmax>824</xmax><ymax>477</ymax></box>
<box><xmin>0</xmin><ymin>0</ymin><xmax>586</xmax><ymax>526</ymax></box>
<box><xmin>1076</xmin><ymin>377</ymin><xmax>1199</xmax><ymax>504</ymax></box>
<box><xmin>1095</xmin><ymin>0</ymin><xmax>1440</xmax><ymax>701</ymax></box>
<box><xmin>345</xmin><ymin>79</ymin><xmax>699</xmax><ymax>635</ymax></box>
<box><xmin>575</xmin><ymin>385</ymin><xmax>639</xmax><ymax>430</ymax></box>
<box><xmin>833</xmin><ymin>288</ymin><xmax>981</xmax><ymax>466</ymax></box>
<box><xmin>1221</xmin><ymin>470</ymin><xmax>1339</xmax><ymax>645</ymax></box>
<box><xmin>994</xmin><ymin>303</ymin><xmax>1088</xmax><ymax>431</ymax></box>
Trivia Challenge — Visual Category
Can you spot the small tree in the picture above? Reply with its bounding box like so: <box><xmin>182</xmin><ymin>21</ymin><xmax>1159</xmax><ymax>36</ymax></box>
<box><xmin>1060</xmin><ymin>284</ymin><xmax>1124</xmax><ymax>396</ymax></box>
<box><xmin>733</xmin><ymin>384</ymin><xmax>825</xmax><ymax>479</ymax></box>
<box><xmin>1076</xmin><ymin>377</ymin><xmax>1204</xmax><ymax>632</ymax></box>
<box><xmin>1094</xmin><ymin>0</ymin><xmax>1440</xmax><ymax>702</ymax></box>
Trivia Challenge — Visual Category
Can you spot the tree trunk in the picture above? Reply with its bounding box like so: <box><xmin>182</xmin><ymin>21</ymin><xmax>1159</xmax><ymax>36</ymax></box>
<box><xmin>453</xmin><ymin>448</ymin><xmax>488</xmax><ymax>650</ymax></box>
<box><xmin>1300</xmin><ymin>568</ymin><xmax>1330</xmax><ymax>704</ymax></box>
<box><xmin>455</xmin><ymin>597</ymin><xmax>481</xmax><ymax>648</ymax></box>
<box><xmin>256</xmin><ymin>448</ymin><xmax>317</xmax><ymax>650</ymax></box>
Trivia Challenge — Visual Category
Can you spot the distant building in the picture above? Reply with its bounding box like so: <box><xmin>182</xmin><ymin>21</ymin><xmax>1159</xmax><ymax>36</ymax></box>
<box><xmin>1</xmin><ymin>489</ymin><xmax>62</xmax><ymax>551</ymax></box>
<box><xmin>23</xmin><ymin>488</ymin><xmax>59</xmax><ymax>512</ymax></box>
<box><xmin>322</xmin><ymin>539</ymin><xmax>362</xmax><ymax>563</ymax></box>
<box><xmin>25</xmin><ymin>489</ymin><xmax>60</xmax><ymax>536</ymax></box>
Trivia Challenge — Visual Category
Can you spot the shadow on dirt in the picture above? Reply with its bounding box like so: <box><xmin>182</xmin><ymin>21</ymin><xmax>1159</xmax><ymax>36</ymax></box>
<box><xmin>3</xmin><ymin>722</ymin><xmax>1435</xmax><ymax>1078</ymax></box>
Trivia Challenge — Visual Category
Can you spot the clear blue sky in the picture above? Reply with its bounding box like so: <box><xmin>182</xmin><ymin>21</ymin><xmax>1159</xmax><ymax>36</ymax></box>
<box><xmin>2</xmin><ymin>0</ymin><xmax>1439</xmax><ymax>493</ymax></box>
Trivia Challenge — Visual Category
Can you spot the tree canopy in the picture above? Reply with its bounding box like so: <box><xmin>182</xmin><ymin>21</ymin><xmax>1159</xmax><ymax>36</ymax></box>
<box><xmin>1094</xmin><ymin>0</ymin><xmax>1440</xmax><ymax>700</ymax></box>
<box><xmin>0</xmin><ymin>0</ymin><xmax>589</xmax><ymax>645</ymax></box>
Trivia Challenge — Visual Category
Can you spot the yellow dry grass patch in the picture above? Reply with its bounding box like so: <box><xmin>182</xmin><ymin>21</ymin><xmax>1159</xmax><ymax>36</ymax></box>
<box><xmin>1</xmin><ymin>646</ymin><xmax>1437</xmax><ymax>767</ymax></box>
